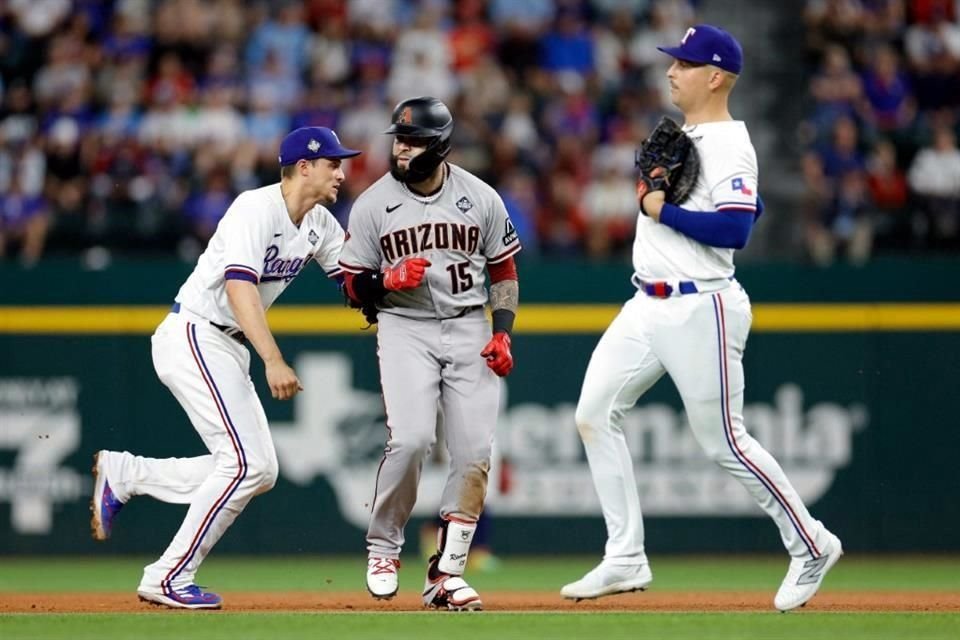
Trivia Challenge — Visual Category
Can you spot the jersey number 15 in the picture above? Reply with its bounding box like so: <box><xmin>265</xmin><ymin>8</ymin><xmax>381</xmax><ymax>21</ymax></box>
<box><xmin>446</xmin><ymin>261</ymin><xmax>473</xmax><ymax>295</ymax></box>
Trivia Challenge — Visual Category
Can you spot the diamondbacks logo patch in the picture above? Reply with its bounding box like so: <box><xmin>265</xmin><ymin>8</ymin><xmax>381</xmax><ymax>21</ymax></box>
<box><xmin>502</xmin><ymin>218</ymin><xmax>518</xmax><ymax>246</ymax></box>
<box><xmin>308</xmin><ymin>229</ymin><xmax>319</xmax><ymax>245</ymax></box>
<box><xmin>456</xmin><ymin>196</ymin><xmax>473</xmax><ymax>212</ymax></box>
<box><xmin>398</xmin><ymin>107</ymin><xmax>412</xmax><ymax>124</ymax></box>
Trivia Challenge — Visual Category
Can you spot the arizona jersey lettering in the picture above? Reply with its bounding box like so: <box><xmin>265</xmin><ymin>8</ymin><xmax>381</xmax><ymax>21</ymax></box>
<box><xmin>339</xmin><ymin>164</ymin><xmax>520</xmax><ymax>319</ymax></box>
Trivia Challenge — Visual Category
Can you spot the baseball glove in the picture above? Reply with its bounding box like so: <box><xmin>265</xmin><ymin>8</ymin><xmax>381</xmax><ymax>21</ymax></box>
<box><xmin>342</xmin><ymin>284</ymin><xmax>379</xmax><ymax>327</ymax></box>
<box><xmin>635</xmin><ymin>116</ymin><xmax>700</xmax><ymax>206</ymax></box>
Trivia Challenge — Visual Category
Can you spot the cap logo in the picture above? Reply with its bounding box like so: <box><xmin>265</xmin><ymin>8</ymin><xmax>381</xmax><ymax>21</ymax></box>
<box><xmin>398</xmin><ymin>107</ymin><xmax>413</xmax><ymax>124</ymax></box>
<box><xmin>307</xmin><ymin>138</ymin><xmax>321</xmax><ymax>153</ymax></box>
<box><xmin>713</xmin><ymin>54</ymin><xmax>721</xmax><ymax>62</ymax></box>
<box><xmin>681</xmin><ymin>27</ymin><xmax>696</xmax><ymax>44</ymax></box>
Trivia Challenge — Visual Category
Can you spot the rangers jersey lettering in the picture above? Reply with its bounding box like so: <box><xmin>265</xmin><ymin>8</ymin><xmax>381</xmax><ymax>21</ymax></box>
<box><xmin>175</xmin><ymin>183</ymin><xmax>344</xmax><ymax>327</ymax></box>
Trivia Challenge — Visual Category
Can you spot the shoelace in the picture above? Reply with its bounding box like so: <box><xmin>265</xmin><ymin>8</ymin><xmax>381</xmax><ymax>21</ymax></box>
<box><xmin>370</xmin><ymin>558</ymin><xmax>400</xmax><ymax>575</ymax></box>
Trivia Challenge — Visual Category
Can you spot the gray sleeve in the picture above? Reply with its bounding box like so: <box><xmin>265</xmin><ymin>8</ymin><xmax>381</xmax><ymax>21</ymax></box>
<box><xmin>482</xmin><ymin>190</ymin><xmax>521</xmax><ymax>264</ymax></box>
<box><xmin>338</xmin><ymin>200</ymin><xmax>383</xmax><ymax>272</ymax></box>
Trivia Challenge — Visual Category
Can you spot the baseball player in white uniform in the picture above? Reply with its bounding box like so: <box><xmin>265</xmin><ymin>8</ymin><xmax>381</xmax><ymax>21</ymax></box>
<box><xmin>560</xmin><ymin>26</ymin><xmax>843</xmax><ymax>612</ymax></box>
<box><xmin>89</xmin><ymin>127</ymin><xmax>361</xmax><ymax>609</ymax></box>
<box><xmin>339</xmin><ymin>97</ymin><xmax>520</xmax><ymax>611</ymax></box>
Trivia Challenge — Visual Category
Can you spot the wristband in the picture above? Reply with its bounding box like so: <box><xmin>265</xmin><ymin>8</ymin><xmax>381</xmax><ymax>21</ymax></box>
<box><xmin>492</xmin><ymin>309</ymin><xmax>515</xmax><ymax>336</ymax></box>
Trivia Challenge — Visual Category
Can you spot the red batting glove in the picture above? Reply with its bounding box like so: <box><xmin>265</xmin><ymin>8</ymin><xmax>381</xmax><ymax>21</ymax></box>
<box><xmin>383</xmin><ymin>257</ymin><xmax>432</xmax><ymax>291</ymax></box>
<box><xmin>481</xmin><ymin>332</ymin><xmax>513</xmax><ymax>377</ymax></box>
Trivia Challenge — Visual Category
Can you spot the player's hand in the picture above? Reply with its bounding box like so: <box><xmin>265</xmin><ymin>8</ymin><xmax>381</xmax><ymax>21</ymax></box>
<box><xmin>640</xmin><ymin>189</ymin><xmax>666</xmax><ymax>220</ymax></box>
<box><xmin>481</xmin><ymin>332</ymin><xmax>513</xmax><ymax>377</ymax></box>
<box><xmin>383</xmin><ymin>257</ymin><xmax>432</xmax><ymax>291</ymax></box>
<box><xmin>265</xmin><ymin>359</ymin><xmax>303</xmax><ymax>400</ymax></box>
<box><xmin>637</xmin><ymin>167</ymin><xmax>667</xmax><ymax>219</ymax></box>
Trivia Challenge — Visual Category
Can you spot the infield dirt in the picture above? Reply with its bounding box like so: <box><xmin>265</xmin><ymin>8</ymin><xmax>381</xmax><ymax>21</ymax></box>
<box><xmin>3</xmin><ymin>591</ymin><xmax>959</xmax><ymax>613</ymax></box>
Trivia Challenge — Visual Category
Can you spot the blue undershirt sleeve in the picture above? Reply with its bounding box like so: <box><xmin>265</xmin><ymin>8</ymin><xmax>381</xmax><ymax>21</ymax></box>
<box><xmin>658</xmin><ymin>203</ymin><xmax>756</xmax><ymax>249</ymax></box>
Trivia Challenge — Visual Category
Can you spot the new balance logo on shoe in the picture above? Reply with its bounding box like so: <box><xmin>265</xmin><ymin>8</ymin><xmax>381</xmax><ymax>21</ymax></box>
<box><xmin>797</xmin><ymin>555</ymin><xmax>829</xmax><ymax>585</ymax></box>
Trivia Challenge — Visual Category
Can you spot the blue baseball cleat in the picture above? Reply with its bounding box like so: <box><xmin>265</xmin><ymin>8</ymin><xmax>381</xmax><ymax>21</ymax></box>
<box><xmin>138</xmin><ymin>585</ymin><xmax>223</xmax><ymax>610</ymax></box>
<box><xmin>90</xmin><ymin>451</ymin><xmax>125</xmax><ymax>541</ymax></box>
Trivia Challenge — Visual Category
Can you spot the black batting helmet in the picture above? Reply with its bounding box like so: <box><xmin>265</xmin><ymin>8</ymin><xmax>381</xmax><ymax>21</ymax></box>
<box><xmin>384</xmin><ymin>96</ymin><xmax>453</xmax><ymax>183</ymax></box>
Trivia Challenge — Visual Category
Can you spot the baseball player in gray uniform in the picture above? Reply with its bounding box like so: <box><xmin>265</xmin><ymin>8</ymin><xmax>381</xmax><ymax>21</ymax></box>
<box><xmin>560</xmin><ymin>26</ymin><xmax>842</xmax><ymax>611</ymax></box>
<box><xmin>89</xmin><ymin>127</ymin><xmax>360</xmax><ymax>609</ymax></box>
<box><xmin>339</xmin><ymin>97</ymin><xmax>521</xmax><ymax>611</ymax></box>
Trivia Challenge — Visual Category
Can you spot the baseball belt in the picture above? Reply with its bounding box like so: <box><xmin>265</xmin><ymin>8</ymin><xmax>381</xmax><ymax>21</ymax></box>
<box><xmin>632</xmin><ymin>275</ymin><xmax>734</xmax><ymax>299</ymax></box>
<box><xmin>171</xmin><ymin>302</ymin><xmax>247</xmax><ymax>343</ymax></box>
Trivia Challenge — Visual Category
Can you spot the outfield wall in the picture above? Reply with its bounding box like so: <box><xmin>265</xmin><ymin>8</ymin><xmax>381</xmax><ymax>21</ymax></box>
<box><xmin>1</xmin><ymin>257</ymin><xmax>958</xmax><ymax>555</ymax></box>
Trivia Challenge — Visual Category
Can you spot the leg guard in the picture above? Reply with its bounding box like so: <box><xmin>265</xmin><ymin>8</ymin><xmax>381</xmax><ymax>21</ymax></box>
<box><xmin>435</xmin><ymin>516</ymin><xmax>477</xmax><ymax>576</ymax></box>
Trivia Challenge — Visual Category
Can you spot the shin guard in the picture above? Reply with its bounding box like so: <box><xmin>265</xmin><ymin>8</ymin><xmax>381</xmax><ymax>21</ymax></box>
<box><xmin>436</xmin><ymin>517</ymin><xmax>477</xmax><ymax>576</ymax></box>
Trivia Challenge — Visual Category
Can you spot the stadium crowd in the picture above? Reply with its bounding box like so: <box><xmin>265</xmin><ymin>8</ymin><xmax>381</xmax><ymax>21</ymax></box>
<box><xmin>2</xmin><ymin>0</ymin><xmax>958</xmax><ymax>267</ymax></box>
<box><xmin>0</xmin><ymin>0</ymin><xmax>704</xmax><ymax>265</ymax></box>
<box><xmin>801</xmin><ymin>0</ymin><xmax>960</xmax><ymax>265</ymax></box>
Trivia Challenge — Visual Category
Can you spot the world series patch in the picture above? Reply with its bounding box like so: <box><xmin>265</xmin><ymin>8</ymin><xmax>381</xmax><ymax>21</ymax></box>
<box><xmin>456</xmin><ymin>197</ymin><xmax>473</xmax><ymax>212</ymax></box>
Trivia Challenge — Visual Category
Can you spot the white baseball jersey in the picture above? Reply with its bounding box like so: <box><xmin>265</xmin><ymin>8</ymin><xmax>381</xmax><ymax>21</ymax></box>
<box><xmin>338</xmin><ymin>163</ymin><xmax>520</xmax><ymax>319</ymax></box>
<box><xmin>175</xmin><ymin>183</ymin><xmax>345</xmax><ymax>326</ymax></box>
<box><xmin>632</xmin><ymin>120</ymin><xmax>758</xmax><ymax>281</ymax></box>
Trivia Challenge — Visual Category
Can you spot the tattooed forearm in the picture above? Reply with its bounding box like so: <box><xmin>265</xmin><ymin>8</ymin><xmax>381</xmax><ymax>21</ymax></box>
<box><xmin>489</xmin><ymin>279</ymin><xmax>519</xmax><ymax>312</ymax></box>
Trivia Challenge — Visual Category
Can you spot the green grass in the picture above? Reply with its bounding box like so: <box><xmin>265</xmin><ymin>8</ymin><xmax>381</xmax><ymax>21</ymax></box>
<box><xmin>2</xmin><ymin>555</ymin><xmax>958</xmax><ymax>640</ymax></box>
<box><xmin>2</xmin><ymin>613</ymin><xmax>958</xmax><ymax>640</ymax></box>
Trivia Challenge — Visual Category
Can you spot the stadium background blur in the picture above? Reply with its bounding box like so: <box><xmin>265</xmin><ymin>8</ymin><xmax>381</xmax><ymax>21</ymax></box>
<box><xmin>2</xmin><ymin>0</ymin><xmax>958</xmax><ymax>268</ymax></box>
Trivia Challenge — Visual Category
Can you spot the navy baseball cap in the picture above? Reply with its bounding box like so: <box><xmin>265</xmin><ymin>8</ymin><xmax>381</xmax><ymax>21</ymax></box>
<box><xmin>657</xmin><ymin>25</ymin><xmax>743</xmax><ymax>75</ymax></box>
<box><xmin>278</xmin><ymin>126</ymin><xmax>361</xmax><ymax>166</ymax></box>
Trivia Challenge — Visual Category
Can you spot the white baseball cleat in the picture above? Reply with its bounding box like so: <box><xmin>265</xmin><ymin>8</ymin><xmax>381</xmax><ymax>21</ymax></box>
<box><xmin>366</xmin><ymin>557</ymin><xmax>400</xmax><ymax>600</ymax></box>
<box><xmin>561</xmin><ymin>561</ymin><xmax>653</xmax><ymax>601</ymax></box>
<box><xmin>774</xmin><ymin>531</ymin><xmax>843</xmax><ymax>611</ymax></box>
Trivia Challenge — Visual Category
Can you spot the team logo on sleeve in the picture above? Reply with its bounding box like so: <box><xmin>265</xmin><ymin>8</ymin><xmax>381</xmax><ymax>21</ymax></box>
<box><xmin>456</xmin><ymin>196</ymin><xmax>473</xmax><ymax>212</ymax></box>
<box><xmin>731</xmin><ymin>177</ymin><xmax>753</xmax><ymax>195</ymax></box>
<box><xmin>502</xmin><ymin>218</ymin><xmax>518</xmax><ymax>246</ymax></box>
<box><xmin>308</xmin><ymin>229</ymin><xmax>319</xmax><ymax>245</ymax></box>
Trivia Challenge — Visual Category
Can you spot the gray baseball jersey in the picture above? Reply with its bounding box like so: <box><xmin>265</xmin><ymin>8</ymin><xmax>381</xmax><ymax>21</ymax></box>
<box><xmin>339</xmin><ymin>163</ymin><xmax>520</xmax><ymax>560</ymax></box>
<box><xmin>338</xmin><ymin>163</ymin><xmax>520</xmax><ymax>318</ymax></box>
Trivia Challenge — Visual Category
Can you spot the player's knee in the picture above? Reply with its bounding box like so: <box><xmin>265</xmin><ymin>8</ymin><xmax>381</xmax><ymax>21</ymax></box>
<box><xmin>574</xmin><ymin>398</ymin><xmax>604</xmax><ymax>439</ymax></box>
<box><xmin>388</xmin><ymin>431</ymin><xmax>435</xmax><ymax>460</ymax></box>
<box><xmin>700</xmin><ymin>440</ymin><xmax>732</xmax><ymax>464</ymax></box>
<box><xmin>245</xmin><ymin>455</ymin><xmax>279</xmax><ymax>493</ymax></box>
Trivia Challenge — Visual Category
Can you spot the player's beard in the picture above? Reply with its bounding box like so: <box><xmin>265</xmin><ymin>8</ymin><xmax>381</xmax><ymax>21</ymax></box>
<box><xmin>389</xmin><ymin>154</ymin><xmax>409</xmax><ymax>182</ymax></box>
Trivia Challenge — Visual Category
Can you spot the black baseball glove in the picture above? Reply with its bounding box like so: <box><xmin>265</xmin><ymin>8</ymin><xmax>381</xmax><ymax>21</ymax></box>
<box><xmin>635</xmin><ymin>116</ymin><xmax>700</xmax><ymax>208</ymax></box>
<box><xmin>342</xmin><ymin>283</ymin><xmax>379</xmax><ymax>326</ymax></box>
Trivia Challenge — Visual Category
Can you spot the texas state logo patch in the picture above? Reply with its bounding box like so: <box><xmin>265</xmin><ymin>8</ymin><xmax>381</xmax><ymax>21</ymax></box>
<box><xmin>731</xmin><ymin>177</ymin><xmax>753</xmax><ymax>195</ymax></box>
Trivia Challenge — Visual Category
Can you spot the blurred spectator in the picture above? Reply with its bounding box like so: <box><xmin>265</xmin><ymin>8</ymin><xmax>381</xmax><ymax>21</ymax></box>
<box><xmin>858</xmin><ymin>45</ymin><xmax>916</xmax><ymax>136</ymax></box>
<box><xmin>448</xmin><ymin>0</ymin><xmax>496</xmax><ymax>73</ymax></box>
<box><xmin>387</xmin><ymin>4</ymin><xmax>456</xmax><ymax>103</ymax></box>
<box><xmin>538</xmin><ymin>172</ymin><xmax>588</xmax><ymax>256</ymax></box>
<box><xmin>903</xmin><ymin>10</ymin><xmax>960</xmax><ymax>110</ymax></box>
<box><xmin>804</xmin><ymin>44</ymin><xmax>863</xmax><ymax>144</ymax></box>
<box><xmin>183</xmin><ymin>167</ymin><xmax>234</xmax><ymax>242</ymax></box>
<box><xmin>865</xmin><ymin>138</ymin><xmax>910</xmax><ymax>246</ymax></box>
<box><xmin>805</xmin><ymin>169</ymin><xmax>874</xmax><ymax>266</ymax></box>
<box><xmin>907</xmin><ymin>125</ymin><xmax>960</xmax><ymax>247</ymax></box>
<box><xmin>0</xmin><ymin>172</ymin><xmax>50</xmax><ymax>266</ymax></box>
<box><xmin>583</xmin><ymin>157</ymin><xmax>638</xmax><ymax>257</ymax></box>
<box><xmin>628</xmin><ymin>1</ymin><xmax>692</xmax><ymax>108</ymax></box>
